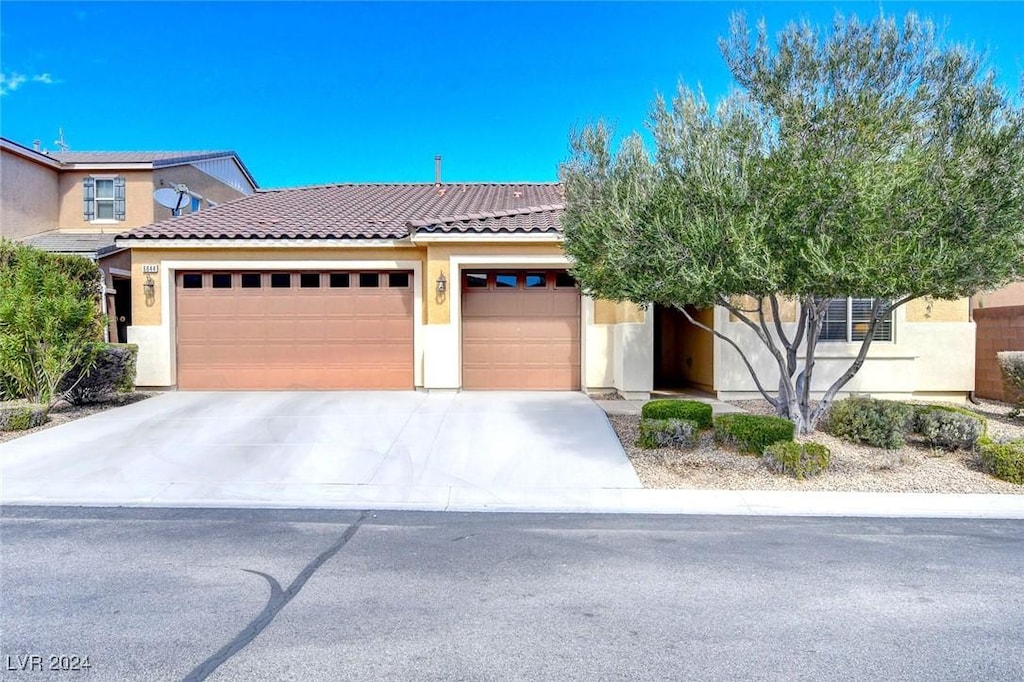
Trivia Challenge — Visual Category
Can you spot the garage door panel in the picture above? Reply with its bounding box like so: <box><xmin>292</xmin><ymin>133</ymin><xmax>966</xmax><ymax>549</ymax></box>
<box><xmin>176</xmin><ymin>271</ymin><xmax>413</xmax><ymax>390</ymax></box>
<box><xmin>462</xmin><ymin>272</ymin><xmax>580</xmax><ymax>390</ymax></box>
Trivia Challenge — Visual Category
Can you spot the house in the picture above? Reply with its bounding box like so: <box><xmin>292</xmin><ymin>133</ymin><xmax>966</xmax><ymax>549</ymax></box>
<box><xmin>0</xmin><ymin>136</ymin><xmax>258</xmax><ymax>342</ymax></box>
<box><xmin>115</xmin><ymin>177</ymin><xmax>977</xmax><ymax>401</ymax></box>
<box><xmin>972</xmin><ymin>284</ymin><xmax>1024</xmax><ymax>401</ymax></box>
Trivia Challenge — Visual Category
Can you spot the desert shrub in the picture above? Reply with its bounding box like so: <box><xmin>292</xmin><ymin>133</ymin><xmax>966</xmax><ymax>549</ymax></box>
<box><xmin>640</xmin><ymin>399</ymin><xmax>713</xmax><ymax>428</ymax></box>
<box><xmin>978</xmin><ymin>437</ymin><xmax>1024</xmax><ymax>485</ymax></box>
<box><xmin>0</xmin><ymin>402</ymin><xmax>48</xmax><ymax>431</ymax></box>
<box><xmin>59</xmin><ymin>343</ymin><xmax>138</xmax><ymax>405</ymax></box>
<box><xmin>997</xmin><ymin>352</ymin><xmax>1024</xmax><ymax>416</ymax></box>
<box><xmin>714</xmin><ymin>414</ymin><xmax>795</xmax><ymax>454</ymax></box>
<box><xmin>912</xmin><ymin>406</ymin><xmax>986</xmax><ymax>450</ymax></box>
<box><xmin>0</xmin><ymin>241</ymin><xmax>104</xmax><ymax>406</ymax></box>
<box><xmin>762</xmin><ymin>441</ymin><xmax>831</xmax><ymax>479</ymax></box>
<box><xmin>825</xmin><ymin>397</ymin><xmax>915</xmax><ymax>449</ymax></box>
<box><xmin>637</xmin><ymin>418</ymin><xmax>699</xmax><ymax>449</ymax></box>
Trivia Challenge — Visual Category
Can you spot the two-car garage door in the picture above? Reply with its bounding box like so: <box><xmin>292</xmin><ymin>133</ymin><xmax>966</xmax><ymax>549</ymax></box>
<box><xmin>175</xmin><ymin>271</ymin><xmax>413</xmax><ymax>389</ymax></box>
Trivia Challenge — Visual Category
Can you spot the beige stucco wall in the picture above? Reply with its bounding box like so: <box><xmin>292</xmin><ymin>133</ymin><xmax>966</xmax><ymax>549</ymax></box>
<box><xmin>906</xmin><ymin>297</ymin><xmax>970</xmax><ymax>322</ymax></box>
<box><xmin>714</xmin><ymin>301</ymin><xmax>975</xmax><ymax>401</ymax></box>
<box><xmin>153</xmin><ymin>165</ymin><xmax>250</xmax><ymax>218</ymax></box>
<box><xmin>57</xmin><ymin>169</ymin><xmax>155</xmax><ymax>231</ymax></box>
<box><xmin>594</xmin><ymin>300</ymin><xmax>646</xmax><ymax>325</ymax></box>
<box><xmin>0</xmin><ymin>149</ymin><xmax>60</xmax><ymax>239</ymax></box>
<box><xmin>974</xmin><ymin>283</ymin><xmax>1024</xmax><ymax>310</ymax></box>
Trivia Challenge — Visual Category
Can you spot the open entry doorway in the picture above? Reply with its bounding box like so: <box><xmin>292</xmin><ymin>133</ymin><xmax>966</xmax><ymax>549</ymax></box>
<box><xmin>653</xmin><ymin>304</ymin><xmax>714</xmax><ymax>393</ymax></box>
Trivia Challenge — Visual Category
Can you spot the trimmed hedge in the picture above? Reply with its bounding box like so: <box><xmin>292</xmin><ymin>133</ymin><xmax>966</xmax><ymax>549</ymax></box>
<box><xmin>640</xmin><ymin>399</ymin><xmax>713</xmax><ymax>429</ymax></box>
<box><xmin>978</xmin><ymin>437</ymin><xmax>1024</xmax><ymax>485</ymax></box>
<box><xmin>713</xmin><ymin>414</ymin><xmax>795</xmax><ymax>454</ymax></box>
<box><xmin>762</xmin><ymin>441</ymin><xmax>831</xmax><ymax>480</ymax></box>
<box><xmin>997</xmin><ymin>351</ymin><xmax>1024</xmax><ymax>416</ymax></box>
<box><xmin>637</xmin><ymin>418</ymin><xmax>699</xmax><ymax>449</ymax></box>
<box><xmin>59</xmin><ymin>343</ymin><xmax>138</xmax><ymax>405</ymax></box>
<box><xmin>0</xmin><ymin>402</ymin><xmax>48</xmax><ymax>431</ymax></box>
<box><xmin>913</xmin><ymin>406</ymin><xmax>986</xmax><ymax>451</ymax></box>
<box><xmin>826</xmin><ymin>397</ymin><xmax>915</xmax><ymax>449</ymax></box>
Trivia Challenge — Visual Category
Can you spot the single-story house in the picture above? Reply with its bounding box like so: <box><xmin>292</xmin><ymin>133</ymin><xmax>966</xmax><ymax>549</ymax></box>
<box><xmin>116</xmin><ymin>181</ymin><xmax>975</xmax><ymax>401</ymax></box>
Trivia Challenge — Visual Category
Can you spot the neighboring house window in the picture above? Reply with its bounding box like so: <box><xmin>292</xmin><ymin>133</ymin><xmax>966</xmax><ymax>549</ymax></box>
<box><xmin>820</xmin><ymin>298</ymin><xmax>893</xmax><ymax>342</ymax></box>
<box><xmin>191</xmin><ymin>196</ymin><xmax>201</xmax><ymax>213</ymax></box>
<box><xmin>83</xmin><ymin>176</ymin><xmax>126</xmax><ymax>221</ymax></box>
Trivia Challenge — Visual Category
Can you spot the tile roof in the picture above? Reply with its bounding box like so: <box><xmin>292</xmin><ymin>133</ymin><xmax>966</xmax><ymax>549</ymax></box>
<box><xmin>50</xmin><ymin>150</ymin><xmax>238</xmax><ymax>165</ymax></box>
<box><xmin>122</xmin><ymin>183</ymin><xmax>564</xmax><ymax>240</ymax></box>
<box><xmin>23</xmin><ymin>232</ymin><xmax>121</xmax><ymax>257</ymax></box>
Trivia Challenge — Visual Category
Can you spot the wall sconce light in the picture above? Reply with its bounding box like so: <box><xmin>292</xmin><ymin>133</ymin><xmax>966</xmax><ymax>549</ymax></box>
<box><xmin>436</xmin><ymin>271</ymin><xmax>447</xmax><ymax>294</ymax></box>
<box><xmin>143</xmin><ymin>274</ymin><xmax>155</xmax><ymax>297</ymax></box>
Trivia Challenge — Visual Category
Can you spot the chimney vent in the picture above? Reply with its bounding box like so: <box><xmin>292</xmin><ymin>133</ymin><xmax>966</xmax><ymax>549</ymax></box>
<box><xmin>434</xmin><ymin>155</ymin><xmax>442</xmax><ymax>186</ymax></box>
<box><xmin>32</xmin><ymin>140</ymin><xmax>41</xmax><ymax>151</ymax></box>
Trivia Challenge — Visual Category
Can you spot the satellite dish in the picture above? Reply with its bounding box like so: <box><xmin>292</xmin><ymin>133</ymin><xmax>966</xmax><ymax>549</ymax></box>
<box><xmin>153</xmin><ymin>187</ymin><xmax>191</xmax><ymax>215</ymax></box>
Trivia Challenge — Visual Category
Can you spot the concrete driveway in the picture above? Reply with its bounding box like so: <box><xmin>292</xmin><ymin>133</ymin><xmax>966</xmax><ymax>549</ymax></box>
<box><xmin>0</xmin><ymin>391</ymin><xmax>640</xmax><ymax>509</ymax></box>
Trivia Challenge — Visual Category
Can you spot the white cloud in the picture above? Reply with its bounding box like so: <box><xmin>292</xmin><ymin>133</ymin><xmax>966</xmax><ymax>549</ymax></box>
<box><xmin>0</xmin><ymin>72</ymin><xmax>27</xmax><ymax>95</ymax></box>
<box><xmin>0</xmin><ymin>70</ymin><xmax>60</xmax><ymax>95</ymax></box>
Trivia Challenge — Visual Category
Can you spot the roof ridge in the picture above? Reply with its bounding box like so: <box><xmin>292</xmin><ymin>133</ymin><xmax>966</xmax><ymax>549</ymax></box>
<box><xmin>408</xmin><ymin>203</ymin><xmax>565</xmax><ymax>228</ymax></box>
<box><xmin>256</xmin><ymin>181</ymin><xmax>561</xmax><ymax>193</ymax></box>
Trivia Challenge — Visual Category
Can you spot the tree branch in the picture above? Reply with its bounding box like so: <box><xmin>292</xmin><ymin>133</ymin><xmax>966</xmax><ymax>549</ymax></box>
<box><xmin>676</xmin><ymin>304</ymin><xmax>779</xmax><ymax>408</ymax></box>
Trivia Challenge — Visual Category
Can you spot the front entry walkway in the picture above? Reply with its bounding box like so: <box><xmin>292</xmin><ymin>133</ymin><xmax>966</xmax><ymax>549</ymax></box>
<box><xmin>0</xmin><ymin>391</ymin><xmax>640</xmax><ymax>509</ymax></box>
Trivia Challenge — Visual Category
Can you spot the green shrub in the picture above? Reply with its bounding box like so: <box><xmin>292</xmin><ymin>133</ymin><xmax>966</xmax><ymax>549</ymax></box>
<box><xmin>640</xmin><ymin>399</ymin><xmax>713</xmax><ymax>428</ymax></box>
<box><xmin>59</xmin><ymin>343</ymin><xmax>138</xmax><ymax>405</ymax></box>
<box><xmin>0</xmin><ymin>402</ymin><xmax>48</xmax><ymax>431</ymax></box>
<box><xmin>763</xmin><ymin>441</ymin><xmax>831</xmax><ymax>479</ymax></box>
<box><xmin>997</xmin><ymin>352</ymin><xmax>1024</xmax><ymax>416</ymax></box>
<box><xmin>978</xmin><ymin>437</ymin><xmax>1024</xmax><ymax>485</ymax></box>
<box><xmin>637</xmin><ymin>418</ymin><xmax>699</xmax><ymax>449</ymax></box>
<box><xmin>713</xmin><ymin>413</ymin><xmax>795</xmax><ymax>454</ymax></box>
<box><xmin>912</xmin><ymin>406</ymin><xmax>986</xmax><ymax>450</ymax></box>
<box><xmin>825</xmin><ymin>397</ymin><xmax>915</xmax><ymax>449</ymax></box>
<box><xmin>0</xmin><ymin>241</ymin><xmax>104</xmax><ymax>406</ymax></box>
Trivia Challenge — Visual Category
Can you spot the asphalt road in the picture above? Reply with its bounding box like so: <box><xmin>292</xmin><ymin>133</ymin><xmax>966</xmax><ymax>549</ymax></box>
<box><xmin>1</xmin><ymin>508</ymin><xmax>1022</xmax><ymax>681</ymax></box>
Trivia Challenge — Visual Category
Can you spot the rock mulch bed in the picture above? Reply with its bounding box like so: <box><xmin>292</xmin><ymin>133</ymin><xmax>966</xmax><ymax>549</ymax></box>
<box><xmin>0</xmin><ymin>393</ymin><xmax>155</xmax><ymax>445</ymax></box>
<box><xmin>612</xmin><ymin>398</ymin><xmax>1023</xmax><ymax>494</ymax></box>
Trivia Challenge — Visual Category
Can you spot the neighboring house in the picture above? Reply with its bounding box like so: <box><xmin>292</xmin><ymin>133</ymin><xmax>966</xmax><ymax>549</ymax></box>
<box><xmin>972</xmin><ymin>284</ymin><xmax>1023</xmax><ymax>401</ymax></box>
<box><xmin>0</xmin><ymin>136</ymin><xmax>258</xmax><ymax>342</ymax></box>
<box><xmin>115</xmin><ymin>180</ymin><xmax>976</xmax><ymax>401</ymax></box>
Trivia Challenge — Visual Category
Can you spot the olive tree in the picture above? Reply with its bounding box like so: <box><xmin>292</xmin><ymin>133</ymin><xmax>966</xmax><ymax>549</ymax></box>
<box><xmin>560</xmin><ymin>12</ymin><xmax>1024</xmax><ymax>433</ymax></box>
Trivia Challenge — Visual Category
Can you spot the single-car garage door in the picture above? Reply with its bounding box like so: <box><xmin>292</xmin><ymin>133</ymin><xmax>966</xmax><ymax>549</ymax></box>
<box><xmin>175</xmin><ymin>270</ymin><xmax>413</xmax><ymax>390</ymax></box>
<box><xmin>462</xmin><ymin>270</ymin><xmax>581</xmax><ymax>390</ymax></box>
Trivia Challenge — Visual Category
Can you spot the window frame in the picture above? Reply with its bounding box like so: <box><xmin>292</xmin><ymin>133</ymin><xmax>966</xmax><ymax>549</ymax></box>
<box><xmin>818</xmin><ymin>297</ymin><xmax>894</xmax><ymax>343</ymax></box>
<box><xmin>91</xmin><ymin>175</ymin><xmax>118</xmax><ymax>223</ymax></box>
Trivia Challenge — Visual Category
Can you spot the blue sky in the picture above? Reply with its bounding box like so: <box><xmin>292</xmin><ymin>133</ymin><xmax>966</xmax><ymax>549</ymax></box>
<box><xmin>2</xmin><ymin>2</ymin><xmax>1021</xmax><ymax>188</ymax></box>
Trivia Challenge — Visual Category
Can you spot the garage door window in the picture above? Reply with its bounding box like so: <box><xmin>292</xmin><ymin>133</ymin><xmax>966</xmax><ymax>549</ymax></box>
<box><xmin>182</xmin><ymin>274</ymin><xmax>203</xmax><ymax>289</ymax></box>
<box><xmin>525</xmin><ymin>273</ymin><xmax>547</xmax><ymax>288</ymax></box>
<box><xmin>465</xmin><ymin>272</ymin><xmax>487</xmax><ymax>288</ymax></box>
<box><xmin>389</xmin><ymin>272</ymin><xmax>409</xmax><ymax>288</ymax></box>
<box><xmin>241</xmin><ymin>273</ymin><xmax>261</xmax><ymax>288</ymax></box>
<box><xmin>555</xmin><ymin>272</ymin><xmax>576</xmax><ymax>288</ymax></box>
<box><xmin>330</xmin><ymin>273</ymin><xmax>350</xmax><ymax>288</ymax></box>
<box><xmin>300</xmin><ymin>273</ymin><xmax>321</xmax><ymax>288</ymax></box>
<box><xmin>212</xmin><ymin>274</ymin><xmax>232</xmax><ymax>289</ymax></box>
<box><xmin>359</xmin><ymin>273</ymin><xmax>379</xmax><ymax>288</ymax></box>
<box><xmin>495</xmin><ymin>273</ymin><xmax>518</xmax><ymax>288</ymax></box>
<box><xmin>271</xmin><ymin>273</ymin><xmax>291</xmax><ymax>288</ymax></box>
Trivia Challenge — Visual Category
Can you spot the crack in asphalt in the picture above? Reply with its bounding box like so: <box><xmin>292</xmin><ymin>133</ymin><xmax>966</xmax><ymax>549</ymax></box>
<box><xmin>183</xmin><ymin>511</ymin><xmax>369</xmax><ymax>681</ymax></box>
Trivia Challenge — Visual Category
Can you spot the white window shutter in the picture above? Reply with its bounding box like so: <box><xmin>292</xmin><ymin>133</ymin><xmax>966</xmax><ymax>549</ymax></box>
<box><xmin>113</xmin><ymin>177</ymin><xmax>126</xmax><ymax>221</ymax></box>
<box><xmin>83</xmin><ymin>177</ymin><xmax>95</xmax><ymax>221</ymax></box>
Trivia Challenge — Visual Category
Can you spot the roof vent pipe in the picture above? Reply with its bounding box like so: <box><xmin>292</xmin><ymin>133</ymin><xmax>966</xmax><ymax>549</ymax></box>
<box><xmin>33</xmin><ymin>140</ymin><xmax>41</xmax><ymax>151</ymax></box>
<box><xmin>435</xmin><ymin>155</ymin><xmax>442</xmax><ymax>186</ymax></box>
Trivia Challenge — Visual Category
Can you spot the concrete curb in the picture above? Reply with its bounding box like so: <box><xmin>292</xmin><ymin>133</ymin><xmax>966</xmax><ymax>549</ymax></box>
<box><xmin>3</xmin><ymin>487</ymin><xmax>1023</xmax><ymax>519</ymax></box>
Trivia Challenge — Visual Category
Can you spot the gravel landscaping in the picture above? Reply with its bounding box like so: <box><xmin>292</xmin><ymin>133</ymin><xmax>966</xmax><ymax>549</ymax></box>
<box><xmin>0</xmin><ymin>393</ymin><xmax>155</xmax><ymax>445</ymax></box>
<box><xmin>612</xmin><ymin>398</ymin><xmax>1023</xmax><ymax>494</ymax></box>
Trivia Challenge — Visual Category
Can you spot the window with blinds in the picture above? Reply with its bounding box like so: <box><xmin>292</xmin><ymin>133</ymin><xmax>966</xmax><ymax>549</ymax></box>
<box><xmin>819</xmin><ymin>298</ymin><xmax>892</xmax><ymax>342</ymax></box>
